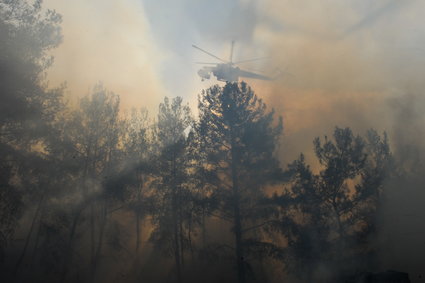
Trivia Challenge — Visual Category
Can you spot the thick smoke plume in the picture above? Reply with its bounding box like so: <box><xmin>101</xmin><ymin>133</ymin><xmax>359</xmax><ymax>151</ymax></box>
<box><xmin>2</xmin><ymin>0</ymin><xmax>425</xmax><ymax>282</ymax></box>
<box><xmin>44</xmin><ymin>0</ymin><xmax>166</xmax><ymax>110</ymax></box>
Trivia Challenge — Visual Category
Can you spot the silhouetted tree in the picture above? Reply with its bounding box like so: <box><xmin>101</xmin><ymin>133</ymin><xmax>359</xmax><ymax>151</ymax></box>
<box><xmin>150</xmin><ymin>96</ymin><xmax>193</xmax><ymax>283</ymax></box>
<box><xmin>0</xmin><ymin>0</ymin><xmax>63</xmax><ymax>278</ymax></box>
<box><xmin>197</xmin><ymin>82</ymin><xmax>283</xmax><ymax>283</ymax></box>
<box><xmin>274</xmin><ymin>127</ymin><xmax>392</xmax><ymax>281</ymax></box>
<box><xmin>121</xmin><ymin>108</ymin><xmax>152</xmax><ymax>256</ymax></box>
<box><xmin>50</xmin><ymin>86</ymin><xmax>122</xmax><ymax>281</ymax></box>
<box><xmin>0</xmin><ymin>0</ymin><xmax>63</xmax><ymax>143</ymax></box>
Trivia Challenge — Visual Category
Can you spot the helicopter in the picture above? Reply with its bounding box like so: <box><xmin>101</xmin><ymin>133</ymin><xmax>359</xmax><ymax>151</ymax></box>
<box><xmin>192</xmin><ymin>41</ymin><xmax>276</xmax><ymax>82</ymax></box>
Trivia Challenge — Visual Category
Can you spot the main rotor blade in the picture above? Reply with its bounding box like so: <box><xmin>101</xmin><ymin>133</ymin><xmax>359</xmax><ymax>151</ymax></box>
<box><xmin>192</xmin><ymin>44</ymin><xmax>228</xmax><ymax>63</ymax></box>
<box><xmin>238</xmin><ymin>68</ymin><xmax>273</xmax><ymax>80</ymax></box>
<box><xmin>234</xmin><ymin>57</ymin><xmax>269</xmax><ymax>64</ymax></box>
<box><xmin>195</xmin><ymin>62</ymin><xmax>219</xmax><ymax>65</ymax></box>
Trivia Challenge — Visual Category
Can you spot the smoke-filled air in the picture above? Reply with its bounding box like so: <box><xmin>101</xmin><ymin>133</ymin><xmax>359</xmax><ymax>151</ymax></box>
<box><xmin>1</xmin><ymin>0</ymin><xmax>425</xmax><ymax>282</ymax></box>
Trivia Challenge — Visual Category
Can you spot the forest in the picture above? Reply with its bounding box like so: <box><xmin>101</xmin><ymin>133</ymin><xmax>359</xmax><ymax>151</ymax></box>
<box><xmin>0</xmin><ymin>1</ymin><xmax>423</xmax><ymax>283</ymax></box>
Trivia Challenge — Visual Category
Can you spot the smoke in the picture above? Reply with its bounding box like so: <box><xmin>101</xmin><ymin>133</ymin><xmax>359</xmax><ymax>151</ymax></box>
<box><xmin>44</xmin><ymin>0</ymin><xmax>166</xmax><ymax>110</ymax></box>
<box><xmin>239</xmin><ymin>0</ymin><xmax>425</xmax><ymax>166</ymax></box>
<box><xmin>376</xmin><ymin>92</ymin><xmax>425</xmax><ymax>283</ymax></box>
<box><xmin>37</xmin><ymin>0</ymin><xmax>425</xmax><ymax>280</ymax></box>
<box><xmin>251</xmin><ymin>1</ymin><xmax>425</xmax><ymax>281</ymax></box>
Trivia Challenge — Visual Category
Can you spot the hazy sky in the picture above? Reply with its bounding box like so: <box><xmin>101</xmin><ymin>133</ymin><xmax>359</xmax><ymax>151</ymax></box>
<box><xmin>44</xmin><ymin>0</ymin><xmax>425</xmax><ymax>162</ymax></box>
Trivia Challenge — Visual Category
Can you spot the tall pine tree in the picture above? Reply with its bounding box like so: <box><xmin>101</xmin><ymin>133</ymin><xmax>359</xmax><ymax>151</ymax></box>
<box><xmin>197</xmin><ymin>82</ymin><xmax>282</xmax><ymax>283</ymax></box>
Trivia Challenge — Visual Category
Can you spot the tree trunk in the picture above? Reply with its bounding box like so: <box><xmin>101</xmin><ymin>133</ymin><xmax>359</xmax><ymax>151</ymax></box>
<box><xmin>90</xmin><ymin>145</ymin><xmax>98</xmax><ymax>271</ymax></box>
<box><xmin>202</xmin><ymin>208</ymin><xmax>206</xmax><ymax>250</ymax></box>
<box><xmin>332</xmin><ymin>198</ymin><xmax>346</xmax><ymax>267</ymax></box>
<box><xmin>173</xmin><ymin>218</ymin><xmax>182</xmax><ymax>283</ymax></box>
<box><xmin>14</xmin><ymin>194</ymin><xmax>44</xmax><ymax>278</ymax></box>
<box><xmin>60</xmin><ymin>206</ymin><xmax>84</xmax><ymax>283</ymax></box>
<box><xmin>91</xmin><ymin>200</ymin><xmax>107</xmax><ymax>282</ymax></box>
<box><xmin>29</xmin><ymin>197</ymin><xmax>48</xmax><ymax>274</ymax></box>
<box><xmin>136</xmin><ymin>212</ymin><xmax>140</xmax><ymax>254</ymax></box>
<box><xmin>232</xmin><ymin>177</ymin><xmax>245</xmax><ymax>283</ymax></box>
<box><xmin>230</xmin><ymin>129</ymin><xmax>245</xmax><ymax>283</ymax></box>
<box><xmin>172</xmin><ymin>152</ymin><xmax>182</xmax><ymax>283</ymax></box>
<box><xmin>90</xmin><ymin>202</ymin><xmax>95</xmax><ymax>270</ymax></box>
<box><xmin>179</xmin><ymin>208</ymin><xmax>185</xmax><ymax>269</ymax></box>
<box><xmin>188</xmin><ymin>209</ymin><xmax>195</xmax><ymax>262</ymax></box>
<box><xmin>136</xmin><ymin>173</ymin><xmax>143</xmax><ymax>255</ymax></box>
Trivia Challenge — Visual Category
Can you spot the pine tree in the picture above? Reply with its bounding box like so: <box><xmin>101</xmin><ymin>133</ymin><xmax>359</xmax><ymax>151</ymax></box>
<box><xmin>0</xmin><ymin>0</ymin><xmax>63</xmax><ymax>277</ymax></box>
<box><xmin>150</xmin><ymin>96</ymin><xmax>193</xmax><ymax>283</ymax></box>
<box><xmin>197</xmin><ymin>82</ymin><xmax>282</xmax><ymax>283</ymax></box>
<box><xmin>276</xmin><ymin>127</ymin><xmax>392</xmax><ymax>280</ymax></box>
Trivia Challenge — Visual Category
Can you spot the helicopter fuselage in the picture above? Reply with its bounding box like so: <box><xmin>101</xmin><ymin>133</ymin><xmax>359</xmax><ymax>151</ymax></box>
<box><xmin>198</xmin><ymin>63</ymin><xmax>240</xmax><ymax>82</ymax></box>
